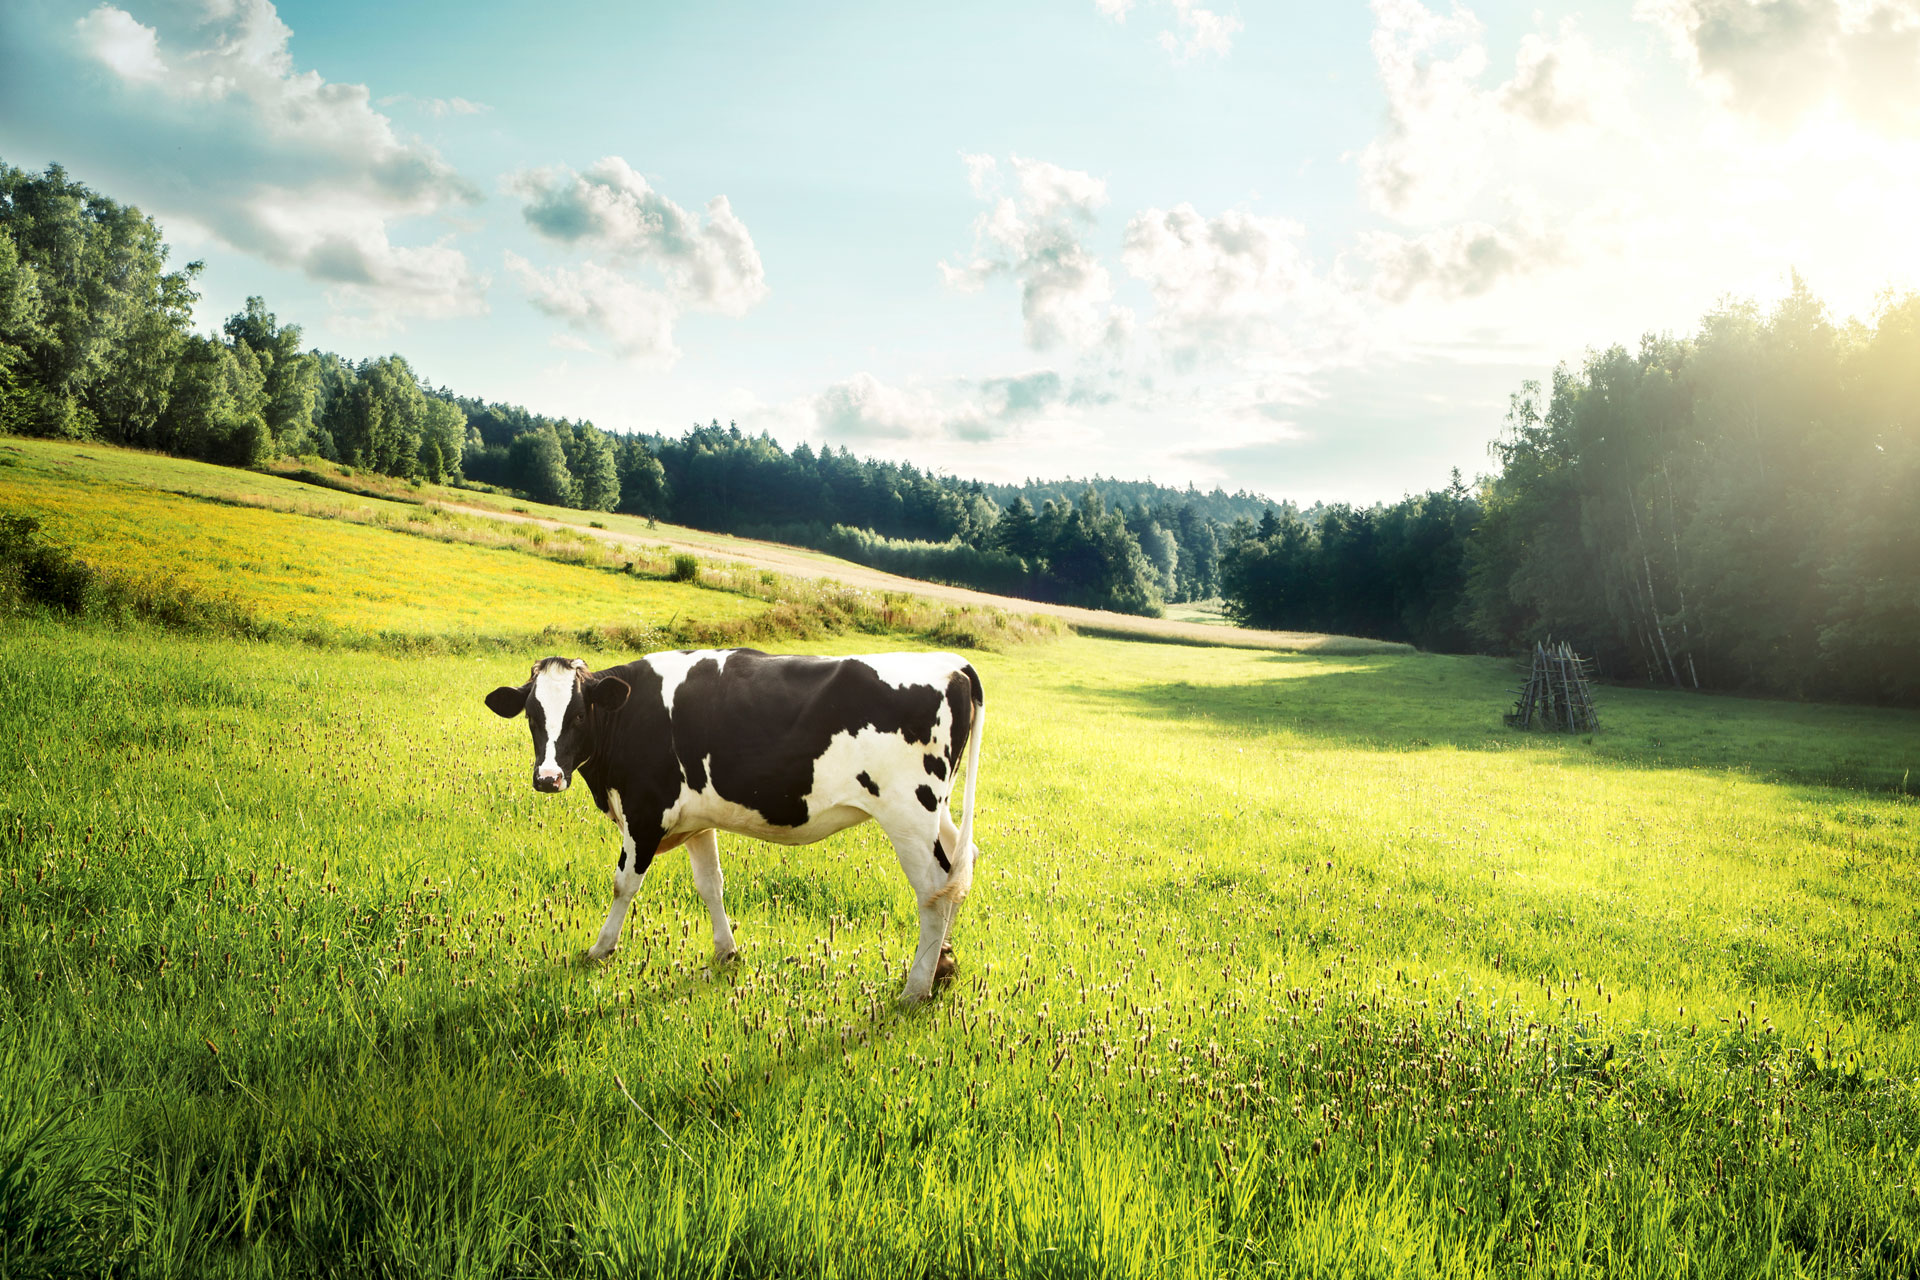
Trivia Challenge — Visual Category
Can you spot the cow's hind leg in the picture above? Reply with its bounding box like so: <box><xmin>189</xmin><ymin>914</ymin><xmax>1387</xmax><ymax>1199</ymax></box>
<box><xmin>930</xmin><ymin>807</ymin><xmax>973</xmax><ymax>984</ymax></box>
<box><xmin>687</xmin><ymin>828</ymin><xmax>737</xmax><ymax>965</ymax></box>
<box><xmin>881</xmin><ymin>813</ymin><xmax>958</xmax><ymax>1004</ymax></box>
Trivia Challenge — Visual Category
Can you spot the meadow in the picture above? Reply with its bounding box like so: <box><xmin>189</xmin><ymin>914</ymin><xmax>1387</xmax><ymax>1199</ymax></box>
<box><xmin>0</xmin><ymin>439</ymin><xmax>1054</xmax><ymax>654</ymax></box>
<box><xmin>3</xmin><ymin>449</ymin><xmax>1920</xmax><ymax>1278</ymax></box>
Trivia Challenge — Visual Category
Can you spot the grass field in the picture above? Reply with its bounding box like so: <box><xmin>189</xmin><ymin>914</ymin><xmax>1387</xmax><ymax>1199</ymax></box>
<box><xmin>0</xmin><ymin>439</ymin><xmax>765</xmax><ymax>640</ymax></box>
<box><xmin>4</xmin><ymin>447</ymin><xmax>1920</xmax><ymax>1277</ymax></box>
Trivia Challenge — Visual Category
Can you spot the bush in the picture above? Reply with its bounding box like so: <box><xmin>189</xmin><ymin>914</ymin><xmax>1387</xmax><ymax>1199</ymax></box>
<box><xmin>670</xmin><ymin>554</ymin><xmax>700</xmax><ymax>583</ymax></box>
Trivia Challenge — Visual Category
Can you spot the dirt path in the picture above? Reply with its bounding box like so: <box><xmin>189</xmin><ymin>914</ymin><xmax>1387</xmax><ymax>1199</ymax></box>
<box><xmin>445</xmin><ymin>502</ymin><xmax>1405</xmax><ymax>655</ymax></box>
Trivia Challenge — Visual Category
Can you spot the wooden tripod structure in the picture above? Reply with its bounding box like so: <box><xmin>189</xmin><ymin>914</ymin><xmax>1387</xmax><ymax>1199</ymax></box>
<box><xmin>1505</xmin><ymin>641</ymin><xmax>1600</xmax><ymax>733</ymax></box>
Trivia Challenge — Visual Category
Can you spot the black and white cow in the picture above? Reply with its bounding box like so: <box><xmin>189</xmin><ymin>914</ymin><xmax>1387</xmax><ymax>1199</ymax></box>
<box><xmin>484</xmin><ymin>649</ymin><xmax>985</xmax><ymax>1003</ymax></box>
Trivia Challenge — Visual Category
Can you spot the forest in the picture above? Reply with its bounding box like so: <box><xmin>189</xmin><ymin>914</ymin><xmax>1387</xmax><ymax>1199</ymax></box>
<box><xmin>4</xmin><ymin>159</ymin><xmax>1917</xmax><ymax>702</ymax></box>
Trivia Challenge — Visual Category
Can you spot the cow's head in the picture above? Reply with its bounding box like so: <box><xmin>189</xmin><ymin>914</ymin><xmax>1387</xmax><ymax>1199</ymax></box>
<box><xmin>485</xmin><ymin>657</ymin><xmax>630</xmax><ymax>792</ymax></box>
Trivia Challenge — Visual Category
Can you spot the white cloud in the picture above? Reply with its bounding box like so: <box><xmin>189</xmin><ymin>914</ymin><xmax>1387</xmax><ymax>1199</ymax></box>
<box><xmin>1097</xmin><ymin>0</ymin><xmax>1240</xmax><ymax>60</ymax></box>
<box><xmin>380</xmin><ymin>92</ymin><xmax>491</xmax><ymax>118</ymax></box>
<box><xmin>1122</xmin><ymin>204</ymin><xmax>1321</xmax><ymax>362</ymax></box>
<box><xmin>1637</xmin><ymin>0</ymin><xmax>1920</xmax><ymax>133</ymax></box>
<box><xmin>501</xmin><ymin>157</ymin><xmax>768</xmax><ymax>362</ymax></box>
<box><xmin>1358</xmin><ymin>218</ymin><xmax>1562</xmax><ymax>302</ymax></box>
<box><xmin>1358</xmin><ymin>1</ymin><xmax>1625</xmax><ymax>222</ymax></box>
<box><xmin>1158</xmin><ymin>0</ymin><xmax>1242</xmax><ymax>61</ymax></box>
<box><xmin>55</xmin><ymin>1</ymin><xmax>485</xmax><ymax>318</ymax></box>
<box><xmin>506</xmin><ymin>156</ymin><xmax>768</xmax><ymax>315</ymax></box>
<box><xmin>504</xmin><ymin>252</ymin><xmax>679</xmax><ymax>363</ymax></box>
<box><xmin>813</xmin><ymin>368</ymin><xmax>1075</xmax><ymax>446</ymax></box>
<box><xmin>74</xmin><ymin>5</ymin><xmax>164</xmax><ymax>82</ymax></box>
<box><xmin>815</xmin><ymin>374</ymin><xmax>961</xmax><ymax>442</ymax></box>
<box><xmin>941</xmin><ymin>153</ymin><xmax>1133</xmax><ymax>352</ymax></box>
<box><xmin>1500</xmin><ymin>29</ymin><xmax>1610</xmax><ymax>129</ymax></box>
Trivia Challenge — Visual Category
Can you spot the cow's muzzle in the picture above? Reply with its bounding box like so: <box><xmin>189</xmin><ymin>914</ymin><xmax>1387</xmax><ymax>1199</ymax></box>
<box><xmin>534</xmin><ymin>767</ymin><xmax>567</xmax><ymax>792</ymax></box>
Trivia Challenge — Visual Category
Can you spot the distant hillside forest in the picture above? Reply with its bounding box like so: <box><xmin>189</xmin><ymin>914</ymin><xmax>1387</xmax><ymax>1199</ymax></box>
<box><xmin>3</xmin><ymin>160</ymin><xmax>1917</xmax><ymax>704</ymax></box>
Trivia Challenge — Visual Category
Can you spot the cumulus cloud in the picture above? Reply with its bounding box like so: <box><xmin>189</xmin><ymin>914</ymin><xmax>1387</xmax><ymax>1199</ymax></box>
<box><xmin>1122</xmin><ymin>205</ymin><xmax>1320</xmax><ymax>363</ymax></box>
<box><xmin>46</xmin><ymin>0</ymin><xmax>486</xmax><ymax>317</ymax></box>
<box><xmin>815</xmin><ymin>374</ymin><xmax>982</xmax><ymax>443</ymax></box>
<box><xmin>1500</xmin><ymin>29</ymin><xmax>1609</xmax><ymax>129</ymax></box>
<box><xmin>813</xmin><ymin>369</ymin><xmax>1073</xmax><ymax>446</ymax></box>
<box><xmin>1358</xmin><ymin>219</ymin><xmax>1561</xmax><ymax>302</ymax></box>
<box><xmin>380</xmin><ymin>92</ymin><xmax>491</xmax><ymax>118</ymax></box>
<box><xmin>979</xmin><ymin>370</ymin><xmax>1066</xmax><ymax>419</ymax></box>
<box><xmin>74</xmin><ymin>5</ymin><xmax>164</xmax><ymax>82</ymax></box>
<box><xmin>504</xmin><ymin>253</ymin><xmax>679</xmax><ymax>363</ymax></box>
<box><xmin>1158</xmin><ymin>0</ymin><xmax>1242</xmax><ymax>60</ymax></box>
<box><xmin>1357</xmin><ymin>0</ymin><xmax>1495</xmax><ymax>221</ymax></box>
<box><xmin>1096</xmin><ymin>0</ymin><xmax>1240</xmax><ymax>60</ymax></box>
<box><xmin>1638</xmin><ymin>0</ymin><xmax>1920</xmax><ymax>131</ymax></box>
<box><xmin>941</xmin><ymin>153</ymin><xmax>1132</xmax><ymax>352</ymax></box>
<box><xmin>1358</xmin><ymin>1</ymin><xmax>1623</xmax><ymax>222</ymax></box>
<box><xmin>502</xmin><ymin>157</ymin><xmax>768</xmax><ymax>363</ymax></box>
<box><xmin>507</xmin><ymin>157</ymin><xmax>767</xmax><ymax>314</ymax></box>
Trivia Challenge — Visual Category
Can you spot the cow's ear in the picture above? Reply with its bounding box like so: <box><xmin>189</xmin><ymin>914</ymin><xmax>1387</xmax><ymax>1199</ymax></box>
<box><xmin>485</xmin><ymin>683</ymin><xmax>530</xmax><ymax>718</ymax></box>
<box><xmin>587</xmin><ymin>674</ymin><xmax>630</xmax><ymax>711</ymax></box>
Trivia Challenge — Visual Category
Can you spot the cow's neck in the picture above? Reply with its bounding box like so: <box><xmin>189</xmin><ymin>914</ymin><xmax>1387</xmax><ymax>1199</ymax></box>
<box><xmin>578</xmin><ymin>709</ymin><xmax>613</xmax><ymax>813</ymax></box>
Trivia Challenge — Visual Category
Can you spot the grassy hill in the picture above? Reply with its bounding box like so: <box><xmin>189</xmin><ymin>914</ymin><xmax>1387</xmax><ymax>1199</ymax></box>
<box><xmin>2</xmin><ymin>438</ymin><xmax>1919</xmax><ymax>1277</ymax></box>
<box><xmin>0</xmin><ymin>438</ymin><xmax>1057</xmax><ymax>652</ymax></box>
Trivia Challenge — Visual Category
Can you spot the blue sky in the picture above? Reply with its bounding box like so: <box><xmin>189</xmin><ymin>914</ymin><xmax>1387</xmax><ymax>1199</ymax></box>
<box><xmin>5</xmin><ymin>0</ymin><xmax>1919</xmax><ymax>502</ymax></box>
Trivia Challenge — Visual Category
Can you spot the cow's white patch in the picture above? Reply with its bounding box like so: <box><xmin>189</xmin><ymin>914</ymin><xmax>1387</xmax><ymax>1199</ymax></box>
<box><xmin>647</xmin><ymin>649</ymin><xmax>735</xmax><ymax>717</ymax></box>
<box><xmin>532</xmin><ymin>664</ymin><xmax>575</xmax><ymax>779</ymax></box>
<box><xmin>589</xmin><ymin>789</ymin><xmax>646</xmax><ymax>959</ymax></box>
<box><xmin>801</xmin><ymin>725</ymin><xmax>943</xmax><ymax>823</ymax></box>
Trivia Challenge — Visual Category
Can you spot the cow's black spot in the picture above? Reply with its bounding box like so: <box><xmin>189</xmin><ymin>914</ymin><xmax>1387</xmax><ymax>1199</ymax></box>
<box><xmin>857</xmin><ymin>771</ymin><xmax>881</xmax><ymax>797</ymax></box>
<box><xmin>932</xmin><ymin>838</ymin><xmax>950</xmax><ymax>873</ymax></box>
<box><xmin>923</xmin><ymin>754</ymin><xmax>947</xmax><ymax>781</ymax></box>
<box><xmin>944</xmin><ymin>670</ymin><xmax>975</xmax><ymax>771</ymax></box>
<box><xmin>576</xmin><ymin>660</ymin><xmax>672</xmax><ymax>873</ymax></box>
<box><xmin>915</xmin><ymin>784</ymin><xmax>937</xmax><ymax>812</ymax></box>
<box><xmin>669</xmin><ymin>652</ymin><xmax>947</xmax><ymax>830</ymax></box>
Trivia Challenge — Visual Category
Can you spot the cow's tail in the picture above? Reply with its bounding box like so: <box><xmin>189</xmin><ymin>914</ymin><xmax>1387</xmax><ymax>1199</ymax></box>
<box><xmin>935</xmin><ymin>667</ymin><xmax>985</xmax><ymax>907</ymax></box>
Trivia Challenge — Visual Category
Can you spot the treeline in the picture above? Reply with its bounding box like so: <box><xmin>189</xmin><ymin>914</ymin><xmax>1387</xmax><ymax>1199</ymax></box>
<box><xmin>1217</xmin><ymin>278</ymin><xmax>1920</xmax><ymax>704</ymax></box>
<box><xmin>0</xmin><ymin>162</ymin><xmax>466</xmax><ymax>481</ymax></box>
<box><xmin>1217</xmin><ymin>481</ymin><xmax>1479</xmax><ymax>652</ymax></box>
<box><xmin>620</xmin><ymin>422</ymin><xmax>1240</xmax><ymax>612</ymax></box>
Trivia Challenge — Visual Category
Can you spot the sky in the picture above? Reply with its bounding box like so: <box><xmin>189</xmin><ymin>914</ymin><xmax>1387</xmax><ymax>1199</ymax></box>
<box><xmin>4</xmin><ymin>0</ymin><xmax>1919</xmax><ymax>504</ymax></box>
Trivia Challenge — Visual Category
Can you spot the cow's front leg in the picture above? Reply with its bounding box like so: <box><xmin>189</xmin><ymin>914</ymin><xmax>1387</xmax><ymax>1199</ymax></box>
<box><xmin>587</xmin><ymin>861</ymin><xmax>646</xmax><ymax>961</ymax></box>
<box><xmin>686</xmin><ymin>828</ymin><xmax>737</xmax><ymax>965</ymax></box>
<box><xmin>587</xmin><ymin>792</ymin><xmax>657</xmax><ymax>961</ymax></box>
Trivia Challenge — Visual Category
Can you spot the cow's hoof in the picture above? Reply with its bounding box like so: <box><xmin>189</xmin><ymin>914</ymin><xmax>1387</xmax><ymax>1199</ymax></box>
<box><xmin>712</xmin><ymin>947</ymin><xmax>739</xmax><ymax>967</ymax></box>
<box><xmin>933</xmin><ymin>948</ymin><xmax>958</xmax><ymax>985</ymax></box>
<box><xmin>583</xmin><ymin>944</ymin><xmax>615</xmax><ymax>963</ymax></box>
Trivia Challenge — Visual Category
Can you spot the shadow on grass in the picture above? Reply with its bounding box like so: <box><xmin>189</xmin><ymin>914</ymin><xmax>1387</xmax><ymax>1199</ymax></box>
<box><xmin>1063</xmin><ymin>650</ymin><xmax>1920</xmax><ymax>795</ymax></box>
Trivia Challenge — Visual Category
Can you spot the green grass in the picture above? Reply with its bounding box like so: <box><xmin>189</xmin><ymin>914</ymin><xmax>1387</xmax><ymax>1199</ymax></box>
<box><xmin>3</xmin><ymin>609</ymin><xmax>1919</xmax><ymax>1277</ymax></box>
<box><xmin>0</xmin><ymin>439</ymin><xmax>763</xmax><ymax>639</ymax></box>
